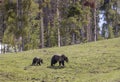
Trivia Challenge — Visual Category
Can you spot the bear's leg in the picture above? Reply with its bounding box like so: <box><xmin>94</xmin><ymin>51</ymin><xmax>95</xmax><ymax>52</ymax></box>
<box><xmin>32</xmin><ymin>60</ymin><xmax>36</xmax><ymax>66</ymax></box>
<box><xmin>37</xmin><ymin>61</ymin><xmax>41</xmax><ymax>65</ymax></box>
<box><xmin>61</xmin><ymin>61</ymin><xmax>64</xmax><ymax>66</ymax></box>
<box><xmin>51</xmin><ymin>60</ymin><xmax>54</xmax><ymax>66</ymax></box>
<box><xmin>59</xmin><ymin>61</ymin><xmax>61</xmax><ymax>66</ymax></box>
<box><xmin>51</xmin><ymin>60</ymin><xmax>57</xmax><ymax>66</ymax></box>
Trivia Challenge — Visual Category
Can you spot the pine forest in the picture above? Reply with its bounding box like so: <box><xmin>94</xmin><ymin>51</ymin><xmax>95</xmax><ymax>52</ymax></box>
<box><xmin>0</xmin><ymin>0</ymin><xmax>120</xmax><ymax>53</ymax></box>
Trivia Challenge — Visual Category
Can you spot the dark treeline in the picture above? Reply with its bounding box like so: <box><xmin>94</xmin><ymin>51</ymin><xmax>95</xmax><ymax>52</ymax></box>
<box><xmin>0</xmin><ymin>0</ymin><xmax>120</xmax><ymax>53</ymax></box>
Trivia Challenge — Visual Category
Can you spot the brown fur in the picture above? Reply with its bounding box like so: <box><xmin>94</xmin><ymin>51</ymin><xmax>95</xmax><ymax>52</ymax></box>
<box><xmin>51</xmin><ymin>54</ymin><xmax>68</xmax><ymax>66</ymax></box>
<box><xmin>32</xmin><ymin>57</ymin><xmax>43</xmax><ymax>66</ymax></box>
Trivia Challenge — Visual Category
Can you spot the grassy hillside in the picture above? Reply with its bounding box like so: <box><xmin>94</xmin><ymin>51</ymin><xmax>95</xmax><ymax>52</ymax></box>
<box><xmin>0</xmin><ymin>38</ymin><xmax>120</xmax><ymax>82</ymax></box>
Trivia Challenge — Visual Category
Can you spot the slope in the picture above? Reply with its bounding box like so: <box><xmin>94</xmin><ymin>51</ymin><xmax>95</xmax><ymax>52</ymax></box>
<box><xmin>0</xmin><ymin>38</ymin><xmax>120</xmax><ymax>82</ymax></box>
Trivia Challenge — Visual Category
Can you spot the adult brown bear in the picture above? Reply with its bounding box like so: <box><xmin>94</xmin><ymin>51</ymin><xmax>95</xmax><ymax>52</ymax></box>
<box><xmin>32</xmin><ymin>57</ymin><xmax>43</xmax><ymax>66</ymax></box>
<box><xmin>51</xmin><ymin>54</ymin><xmax>68</xmax><ymax>66</ymax></box>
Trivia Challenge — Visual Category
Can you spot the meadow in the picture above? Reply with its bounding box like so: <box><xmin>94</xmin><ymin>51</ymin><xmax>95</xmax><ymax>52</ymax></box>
<box><xmin>0</xmin><ymin>38</ymin><xmax>120</xmax><ymax>82</ymax></box>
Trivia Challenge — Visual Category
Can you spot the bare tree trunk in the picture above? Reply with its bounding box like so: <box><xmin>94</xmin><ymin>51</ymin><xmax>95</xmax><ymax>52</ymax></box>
<box><xmin>94</xmin><ymin>1</ymin><xmax>97</xmax><ymax>41</ymax></box>
<box><xmin>71</xmin><ymin>32</ymin><xmax>75</xmax><ymax>44</ymax></box>
<box><xmin>17</xmin><ymin>0</ymin><xmax>22</xmax><ymax>30</ymax></box>
<box><xmin>57</xmin><ymin>26</ymin><xmax>61</xmax><ymax>47</ymax></box>
<box><xmin>40</xmin><ymin>9</ymin><xmax>44</xmax><ymax>48</ymax></box>
<box><xmin>0</xmin><ymin>42</ymin><xmax>2</xmax><ymax>54</ymax></box>
<box><xmin>87</xmin><ymin>14</ymin><xmax>92</xmax><ymax>42</ymax></box>
<box><xmin>3</xmin><ymin>44</ymin><xmax>6</xmax><ymax>53</ymax></box>
<box><xmin>17</xmin><ymin>0</ymin><xmax>23</xmax><ymax>51</ymax></box>
<box><xmin>57</xmin><ymin>0</ymin><xmax>61</xmax><ymax>47</ymax></box>
<box><xmin>38</xmin><ymin>0</ymin><xmax>45</xmax><ymax>48</ymax></box>
<box><xmin>87</xmin><ymin>24</ymin><xmax>91</xmax><ymax>42</ymax></box>
<box><xmin>0</xmin><ymin>1</ymin><xmax>4</xmax><ymax>54</ymax></box>
<box><xmin>0</xmin><ymin>11</ymin><xmax>3</xmax><ymax>44</ymax></box>
<box><xmin>115</xmin><ymin>1</ymin><xmax>119</xmax><ymax>37</ymax></box>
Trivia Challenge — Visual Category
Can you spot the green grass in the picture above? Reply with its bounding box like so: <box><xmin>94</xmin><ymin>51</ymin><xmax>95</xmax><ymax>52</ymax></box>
<box><xmin>0</xmin><ymin>38</ymin><xmax>120</xmax><ymax>82</ymax></box>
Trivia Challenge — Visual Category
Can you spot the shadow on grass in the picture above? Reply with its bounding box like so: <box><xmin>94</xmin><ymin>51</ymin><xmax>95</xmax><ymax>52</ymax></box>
<box><xmin>24</xmin><ymin>64</ymin><xmax>40</xmax><ymax>70</ymax></box>
<box><xmin>47</xmin><ymin>66</ymin><xmax>65</xmax><ymax>69</ymax></box>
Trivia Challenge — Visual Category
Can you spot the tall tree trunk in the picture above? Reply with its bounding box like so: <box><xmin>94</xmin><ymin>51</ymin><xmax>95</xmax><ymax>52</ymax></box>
<box><xmin>115</xmin><ymin>1</ymin><xmax>119</xmax><ymax>37</ymax></box>
<box><xmin>57</xmin><ymin>0</ymin><xmax>61</xmax><ymax>47</ymax></box>
<box><xmin>0</xmin><ymin>42</ymin><xmax>2</xmax><ymax>54</ymax></box>
<box><xmin>71</xmin><ymin>32</ymin><xmax>75</xmax><ymax>44</ymax></box>
<box><xmin>87</xmin><ymin>14</ymin><xmax>92</xmax><ymax>42</ymax></box>
<box><xmin>17</xmin><ymin>0</ymin><xmax>22</xmax><ymax>30</ymax></box>
<box><xmin>17</xmin><ymin>0</ymin><xmax>23</xmax><ymax>51</ymax></box>
<box><xmin>0</xmin><ymin>10</ymin><xmax>3</xmax><ymax>44</ymax></box>
<box><xmin>0</xmin><ymin>0</ymin><xmax>4</xmax><ymax>53</ymax></box>
<box><xmin>57</xmin><ymin>26</ymin><xmax>61</xmax><ymax>47</ymax></box>
<box><xmin>94</xmin><ymin>1</ymin><xmax>97</xmax><ymax>41</ymax></box>
<box><xmin>40</xmin><ymin>9</ymin><xmax>44</xmax><ymax>48</ymax></box>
